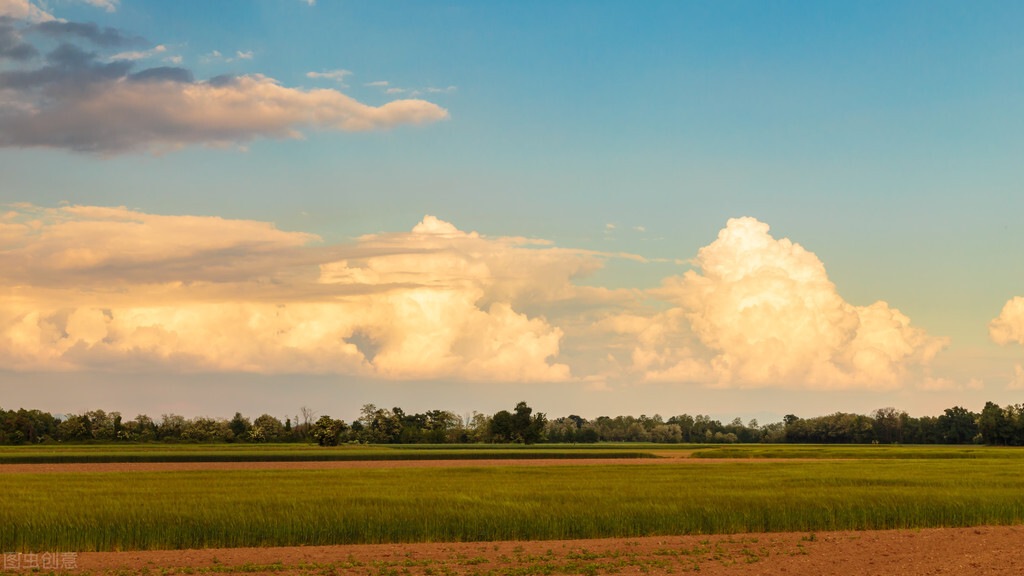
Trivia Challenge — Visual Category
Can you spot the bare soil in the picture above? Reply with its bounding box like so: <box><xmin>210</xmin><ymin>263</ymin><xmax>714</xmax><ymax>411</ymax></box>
<box><xmin>14</xmin><ymin>525</ymin><xmax>1022</xmax><ymax>575</ymax></box>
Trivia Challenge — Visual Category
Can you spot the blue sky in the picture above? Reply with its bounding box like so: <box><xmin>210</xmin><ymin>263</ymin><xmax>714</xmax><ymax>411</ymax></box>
<box><xmin>1</xmin><ymin>0</ymin><xmax>1023</xmax><ymax>423</ymax></box>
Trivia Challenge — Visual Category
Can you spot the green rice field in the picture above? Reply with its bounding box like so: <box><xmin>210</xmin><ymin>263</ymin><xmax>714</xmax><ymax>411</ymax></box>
<box><xmin>0</xmin><ymin>443</ymin><xmax>661</xmax><ymax>464</ymax></box>
<box><xmin>688</xmin><ymin>444</ymin><xmax>1024</xmax><ymax>459</ymax></box>
<box><xmin>5</xmin><ymin>442</ymin><xmax>1022</xmax><ymax>465</ymax></box>
<box><xmin>4</xmin><ymin>452</ymin><xmax>1024</xmax><ymax>552</ymax></box>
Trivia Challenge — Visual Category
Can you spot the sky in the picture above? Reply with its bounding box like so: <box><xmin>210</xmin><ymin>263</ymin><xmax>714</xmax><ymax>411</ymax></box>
<box><xmin>2</xmin><ymin>0</ymin><xmax>1024</xmax><ymax>424</ymax></box>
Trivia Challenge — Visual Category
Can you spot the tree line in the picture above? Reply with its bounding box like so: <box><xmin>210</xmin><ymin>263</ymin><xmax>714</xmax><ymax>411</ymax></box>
<box><xmin>2</xmin><ymin>400</ymin><xmax>1024</xmax><ymax>446</ymax></box>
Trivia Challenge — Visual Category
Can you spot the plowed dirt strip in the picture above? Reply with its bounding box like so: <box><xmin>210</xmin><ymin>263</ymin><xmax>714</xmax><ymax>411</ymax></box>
<box><xmin>15</xmin><ymin>525</ymin><xmax>1021</xmax><ymax>576</ymax></box>
<box><xmin>0</xmin><ymin>457</ymin><xmax>817</xmax><ymax>473</ymax></box>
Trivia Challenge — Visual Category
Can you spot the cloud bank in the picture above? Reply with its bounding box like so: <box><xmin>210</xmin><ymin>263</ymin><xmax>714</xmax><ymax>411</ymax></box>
<box><xmin>0</xmin><ymin>11</ymin><xmax>448</xmax><ymax>154</ymax></box>
<box><xmin>0</xmin><ymin>206</ymin><xmax>579</xmax><ymax>382</ymax></box>
<box><xmin>0</xmin><ymin>207</ymin><xmax>950</xmax><ymax>390</ymax></box>
<box><xmin>606</xmin><ymin>217</ymin><xmax>948</xmax><ymax>390</ymax></box>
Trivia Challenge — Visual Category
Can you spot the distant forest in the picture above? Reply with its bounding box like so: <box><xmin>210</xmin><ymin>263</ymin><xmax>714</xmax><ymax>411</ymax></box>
<box><xmin>2</xmin><ymin>400</ymin><xmax>1024</xmax><ymax>446</ymax></box>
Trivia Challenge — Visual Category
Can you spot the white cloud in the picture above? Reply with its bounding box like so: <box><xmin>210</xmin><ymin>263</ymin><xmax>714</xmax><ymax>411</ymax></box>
<box><xmin>201</xmin><ymin>50</ymin><xmax>223</xmax><ymax>62</ymax></box>
<box><xmin>0</xmin><ymin>0</ymin><xmax>117</xmax><ymax>21</ymax></box>
<box><xmin>365</xmin><ymin>81</ymin><xmax>388</xmax><ymax>87</ymax></box>
<box><xmin>607</xmin><ymin>217</ymin><xmax>948</xmax><ymax>390</ymax></box>
<box><xmin>110</xmin><ymin>44</ymin><xmax>166</xmax><ymax>61</ymax></box>
<box><xmin>0</xmin><ymin>208</ymin><xmax>955</xmax><ymax>391</ymax></box>
<box><xmin>306</xmin><ymin>69</ymin><xmax>352</xmax><ymax>82</ymax></box>
<box><xmin>0</xmin><ymin>70</ymin><xmax>449</xmax><ymax>154</ymax></box>
<box><xmin>379</xmin><ymin>85</ymin><xmax>456</xmax><ymax>96</ymax></box>
<box><xmin>233</xmin><ymin>49</ymin><xmax>253</xmax><ymax>60</ymax></box>
<box><xmin>0</xmin><ymin>0</ymin><xmax>54</xmax><ymax>21</ymax></box>
<box><xmin>78</xmin><ymin>0</ymin><xmax>117</xmax><ymax>12</ymax></box>
<box><xmin>0</xmin><ymin>207</ymin><xmax>591</xmax><ymax>382</ymax></box>
<box><xmin>989</xmin><ymin>297</ymin><xmax>1024</xmax><ymax>346</ymax></box>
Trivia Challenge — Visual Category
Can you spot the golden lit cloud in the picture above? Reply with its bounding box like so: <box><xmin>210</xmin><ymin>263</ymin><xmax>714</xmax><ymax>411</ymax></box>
<box><xmin>0</xmin><ymin>73</ymin><xmax>449</xmax><ymax>154</ymax></box>
<box><xmin>0</xmin><ymin>208</ymin><xmax>951</xmax><ymax>390</ymax></box>
<box><xmin>605</xmin><ymin>217</ymin><xmax>948</xmax><ymax>390</ymax></box>
<box><xmin>0</xmin><ymin>206</ymin><xmax>580</xmax><ymax>381</ymax></box>
<box><xmin>989</xmin><ymin>296</ymin><xmax>1024</xmax><ymax>346</ymax></box>
<box><xmin>0</xmin><ymin>13</ymin><xmax>449</xmax><ymax>154</ymax></box>
<box><xmin>0</xmin><ymin>0</ymin><xmax>54</xmax><ymax>22</ymax></box>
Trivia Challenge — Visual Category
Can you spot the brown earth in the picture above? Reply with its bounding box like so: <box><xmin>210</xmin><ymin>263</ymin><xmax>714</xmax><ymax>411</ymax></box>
<box><xmin>0</xmin><ymin>457</ymin><xmax>827</xmax><ymax>474</ymax></box>
<box><xmin>8</xmin><ymin>525</ymin><xmax>1022</xmax><ymax>575</ymax></box>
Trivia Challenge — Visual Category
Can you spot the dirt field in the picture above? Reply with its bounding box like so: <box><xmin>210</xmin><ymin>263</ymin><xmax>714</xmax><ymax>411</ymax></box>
<box><xmin>10</xmin><ymin>525</ymin><xmax>1015</xmax><ymax>575</ymax></box>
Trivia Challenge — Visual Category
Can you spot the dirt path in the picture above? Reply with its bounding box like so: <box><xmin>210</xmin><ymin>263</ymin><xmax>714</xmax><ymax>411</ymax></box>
<box><xmin>0</xmin><ymin>457</ymin><xmax>825</xmax><ymax>474</ymax></box>
<box><xmin>9</xmin><ymin>525</ymin><xmax>1021</xmax><ymax>575</ymax></box>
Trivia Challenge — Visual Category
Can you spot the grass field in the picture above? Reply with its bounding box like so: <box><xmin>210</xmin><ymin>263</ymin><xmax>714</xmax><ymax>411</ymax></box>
<box><xmin>0</xmin><ymin>443</ymin><xmax>663</xmax><ymax>464</ymax></box>
<box><xmin>688</xmin><ymin>445</ymin><xmax>1024</xmax><ymax>459</ymax></box>
<box><xmin>4</xmin><ymin>441</ymin><xmax>1021</xmax><ymax>464</ymax></box>
<box><xmin>5</xmin><ymin>455</ymin><xmax>1024</xmax><ymax>552</ymax></box>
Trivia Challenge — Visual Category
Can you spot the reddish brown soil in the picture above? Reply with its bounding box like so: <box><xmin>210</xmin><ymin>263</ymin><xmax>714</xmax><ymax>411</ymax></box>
<box><xmin>0</xmin><ymin>457</ymin><xmax>823</xmax><ymax>474</ymax></box>
<box><xmin>15</xmin><ymin>525</ymin><xmax>1022</xmax><ymax>575</ymax></box>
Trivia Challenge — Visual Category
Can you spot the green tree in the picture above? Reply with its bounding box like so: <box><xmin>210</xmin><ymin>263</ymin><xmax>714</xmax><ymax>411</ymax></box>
<box><xmin>229</xmin><ymin>412</ymin><xmax>251</xmax><ymax>440</ymax></box>
<box><xmin>310</xmin><ymin>415</ymin><xmax>349</xmax><ymax>446</ymax></box>
<box><xmin>253</xmin><ymin>414</ymin><xmax>284</xmax><ymax>441</ymax></box>
<box><xmin>368</xmin><ymin>409</ymin><xmax>402</xmax><ymax>443</ymax></box>
<box><xmin>511</xmin><ymin>401</ymin><xmax>546</xmax><ymax>444</ymax></box>
<box><xmin>936</xmin><ymin>406</ymin><xmax>978</xmax><ymax>444</ymax></box>
<box><xmin>872</xmin><ymin>407</ymin><xmax>905</xmax><ymax>444</ymax></box>
<box><xmin>489</xmin><ymin>410</ymin><xmax>515</xmax><ymax>443</ymax></box>
<box><xmin>978</xmin><ymin>402</ymin><xmax>1008</xmax><ymax>445</ymax></box>
<box><xmin>57</xmin><ymin>415</ymin><xmax>91</xmax><ymax>442</ymax></box>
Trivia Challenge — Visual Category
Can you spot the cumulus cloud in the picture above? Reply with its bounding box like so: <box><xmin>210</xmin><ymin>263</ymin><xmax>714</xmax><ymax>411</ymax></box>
<box><xmin>607</xmin><ymin>217</ymin><xmax>948</xmax><ymax>390</ymax></box>
<box><xmin>0</xmin><ymin>208</ymin><xmax>952</xmax><ymax>389</ymax></box>
<box><xmin>0</xmin><ymin>0</ymin><xmax>54</xmax><ymax>22</ymax></box>
<box><xmin>0</xmin><ymin>206</ymin><xmax>596</xmax><ymax>382</ymax></box>
<box><xmin>0</xmin><ymin>21</ymin><xmax>448</xmax><ymax>154</ymax></box>
<box><xmin>989</xmin><ymin>297</ymin><xmax>1024</xmax><ymax>346</ymax></box>
<box><xmin>0</xmin><ymin>204</ymin><xmax>318</xmax><ymax>286</ymax></box>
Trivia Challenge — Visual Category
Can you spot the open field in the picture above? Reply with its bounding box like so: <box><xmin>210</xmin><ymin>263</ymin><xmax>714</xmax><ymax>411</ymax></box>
<box><xmin>7</xmin><ymin>442</ymin><xmax>1024</xmax><ymax>465</ymax></box>
<box><xmin>0</xmin><ymin>444</ymin><xmax>663</xmax><ymax>465</ymax></box>
<box><xmin>5</xmin><ymin>457</ymin><xmax>1024</xmax><ymax>552</ymax></box>
<box><xmin>13</xmin><ymin>525</ymin><xmax>1020</xmax><ymax>576</ymax></box>
<box><xmin>0</xmin><ymin>457</ymin><xmax>689</xmax><ymax>474</ymax></box>
<box><xmin>689</xmin><ymin>445</ymin><xmax>1024</xmax><ymax>459</ymax></box>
